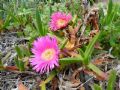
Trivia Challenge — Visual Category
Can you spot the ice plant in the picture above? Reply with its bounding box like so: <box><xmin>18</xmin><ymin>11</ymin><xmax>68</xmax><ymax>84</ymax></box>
<box><xmin>30</xmin><ymin>36</ymin><xmax>59</xmax><ymax>74</ymax></box>
<box><xmin>49</xmin><ymin>12</ymin><xmax>72</xmax><ymax>31</ymax></box>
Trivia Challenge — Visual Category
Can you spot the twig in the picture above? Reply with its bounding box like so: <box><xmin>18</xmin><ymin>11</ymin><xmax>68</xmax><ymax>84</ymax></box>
<box><xmin>77</xmin><ymin>76</ymin><xmax>94</xmax><ymax>89</ymax></box>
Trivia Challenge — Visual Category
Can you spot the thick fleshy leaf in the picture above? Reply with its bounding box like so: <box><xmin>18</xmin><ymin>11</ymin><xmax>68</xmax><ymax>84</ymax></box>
<box><xmin>78</xmin><ymin>48</ymin><xmax>84</xmax><ymax>58</ymax></box>
<box><xmin>60</xmin><ymin>38</ymin><xmax>68</xmax><ymax>49</ymax></box>
<box><xmin>15</xmin><ymin>46</ymin><xmax>23</xmax><ymax>59</ymax></box>
<box><xmin>87</xmin><ymin>63</ymin><xmax>107</xmax><ymax>80</ymax></box>
<box><xmin>59</xmin><ymin>56</ymin><xmax>83</xmax><ymax>65</ymax></box>
<box><xmin>14</xmin><ymin>58</ymin><xmax>25</xmax><ymax>71</ymax></box>
<box><xmin>107</xmin><ymin>70</ymin><xmax>117</xmax><ymax>90</ymax></box>
<box><xmin>84</xmin><ymin>32</ymin><xmax>100</xmax><ymax>65</ymax></box>
<box><xmin>93</xmin><ymin>84</ymin><xmax>102</xmax><ymax>90</ymax></box>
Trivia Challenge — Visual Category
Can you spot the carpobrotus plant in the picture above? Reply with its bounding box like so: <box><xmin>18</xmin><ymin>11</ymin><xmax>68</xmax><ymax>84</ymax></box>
<box><xmin>30</xmin><ymin>11</ymin><xmax>107</xmax><ymax>90</ymax></box>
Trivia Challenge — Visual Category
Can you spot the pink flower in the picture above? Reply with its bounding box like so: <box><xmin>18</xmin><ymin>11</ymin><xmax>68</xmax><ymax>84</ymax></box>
<box><xmin>49</xmin><ymin>12</ymin><xmax>72</xmax><ymax>31</ymax></box>
<box><xmin>30</xmin><ymin>36</ymin><xmax>59</xmax><ymax>74</ymax></box>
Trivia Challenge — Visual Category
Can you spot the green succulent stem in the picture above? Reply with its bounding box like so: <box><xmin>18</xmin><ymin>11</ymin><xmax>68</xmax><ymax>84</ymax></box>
<box><xmin>40</xmin><ymin>70</ymin><xmax>57</xmax><ymax>90</ymax></box>
<box><xmin>40</xmin><ymin>83</ymin><xmax>46</xmax><ymax>90</ymax></box>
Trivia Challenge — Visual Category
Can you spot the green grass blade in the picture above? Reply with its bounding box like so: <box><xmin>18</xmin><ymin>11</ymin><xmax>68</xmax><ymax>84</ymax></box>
<box><xmin>107</xmin><ymin>0</ymin><xmax>113</xmax><ymax>15</ymax></box>
<box><xmin>3</xmin><ymin>15</ymin><xmax>11</xmax><ymax>28</ymax></box>
<box><xmin>36</xmin><ymin>9</ymin><xmax>44</xmax><ymax>36</ymax></box>
<box><xmin>49</xmin><ymin>2</ymin><xmax>52</xmax><ymax>16</ymax></box>
<box><xmin>104</xmin><ymin>0</ymin><xmax>113</xmax><ymax>24</ymax></box>
<box><xmin>106</xmin><ymin>3</ymin><xmax>119</xmax><ymax>25</ymax></box>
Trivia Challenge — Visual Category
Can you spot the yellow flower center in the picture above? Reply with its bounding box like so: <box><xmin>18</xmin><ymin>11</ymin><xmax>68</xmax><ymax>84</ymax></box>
<box><xmin>57</xmin><ymin>19</ymin><xmax>66</xmax><ymax>27</ymax></box>
<box><xmin>41</xmin><ymin>49</ymin><xmax>55</xmax><ymax>61</ymax></box>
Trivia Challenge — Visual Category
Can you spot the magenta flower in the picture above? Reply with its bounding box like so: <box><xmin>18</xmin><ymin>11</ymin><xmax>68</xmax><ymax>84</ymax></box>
<box><xmin>30</xmin><ymin>36</ymin><xmax>59</xmax><ymax>74</ymax></box>
<box><xmin>49</xmin><ymin>12</ymin><xmax>72</xmax><ymax>31</ymax></box>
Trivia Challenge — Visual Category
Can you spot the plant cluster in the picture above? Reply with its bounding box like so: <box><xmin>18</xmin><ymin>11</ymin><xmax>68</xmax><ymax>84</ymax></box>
<box><xmin>0</xmin><ymin>0</ymin><xmax>120</xmax><ymax>90</ymax></box>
